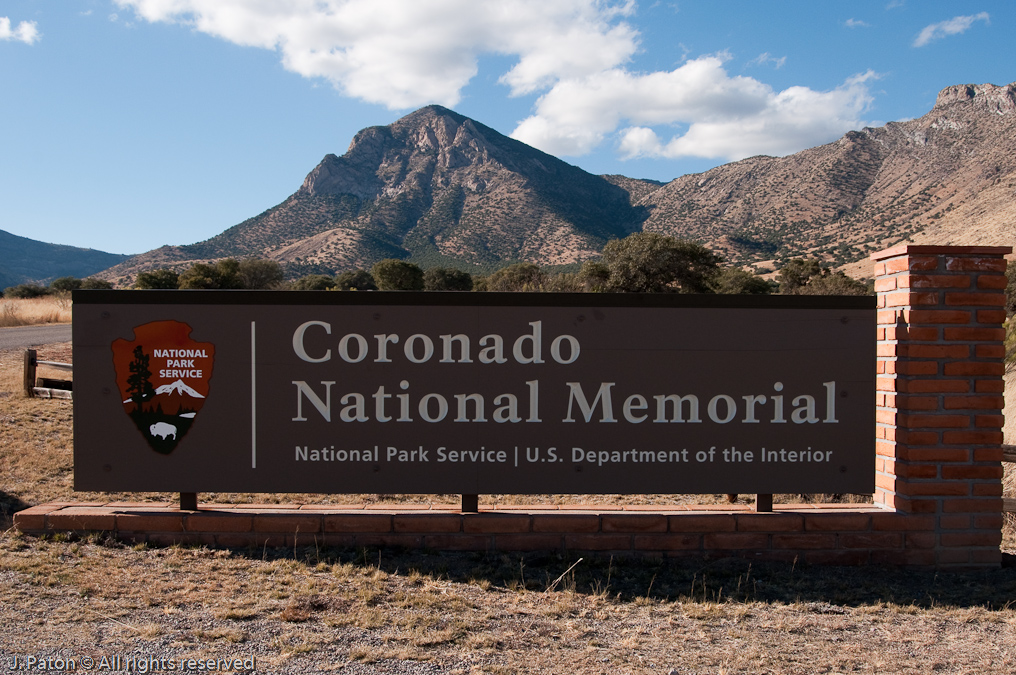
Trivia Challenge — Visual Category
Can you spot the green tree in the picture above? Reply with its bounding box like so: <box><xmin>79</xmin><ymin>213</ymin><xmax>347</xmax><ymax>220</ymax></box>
<box><xmin>127</xmin><ymin>345</ymin><xmax>155</xmax><ymax>411</ymax></box>
<box><xmin>134</xmin><ymin>269</ymin><xmax>180</xmax><ymax>289</ymax></box>
<box><xmin>335</xmin><ymin>269</ymin><xmax>378</xmax><ymax>291</ymax></box>
<box><xmin>576</xmin><ymin>260</ymin><xmax>610</xmax><ymax>292</ymax></box>
<box><xmin>601</xmin><ymin>232</ymin><xmax>720</xmax><ymax>293</ymax></box>
<box><xmin>178</xmin><ymin>259</ymin><xmax>242</xmax><ymax>289</ymax></box>
<box><xmin>711</xmin><ymin>267</ymin><xmax>774</xmax><ymax>295</ymax></box>
<box><xmin>49</xmin><ymin>277</ymin><xmax>82</xmax><ymax>292</ymax></box>
<box><xmin>237</xmin><ymin>258</ymin><xmax>284</xmax><ymax>290</ymax></box>
<box><xmin>424</xmin><ymin>267</ymin><xmax>473</xmax><ymax>291</ymax></box>
<box><xmin>371</xmin><ymin>259</ymin><xmax>424</xmax><ymax>291</ymax></box>
<box><xmin>778</xmin><ymin>259</ymin><xmax>869</xmax><ymax>296</ymax></box>
<box><xmin>80</xmin><ymin>278</ymin><xmax>113</xmax><ymax>290</ymax></box>
<box><xmin>292</xmin><ymin>274</ymin><xmax>337</xmax><ymax>291</ymax></box>
<box><xmin>486</xmin><ymin>263</ymin><xmax>545</xmax><ymax>292</ymax></box>
<box><xmin>3</xmin><ymin>284</ymin><xmax>49</xmax><ymax>298</ymax></box>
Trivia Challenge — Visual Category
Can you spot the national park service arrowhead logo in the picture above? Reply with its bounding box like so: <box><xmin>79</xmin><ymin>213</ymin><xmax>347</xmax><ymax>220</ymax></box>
<box><xmin>111</xmin><ymin>320</ymin><xmax>215</xmax><ymax>454</ymax></box>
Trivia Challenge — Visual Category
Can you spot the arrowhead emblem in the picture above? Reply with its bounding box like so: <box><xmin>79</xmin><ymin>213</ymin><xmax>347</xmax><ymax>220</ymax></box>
<box><xmin>111</xmin><ymin>320</ymin><xmax>215</xmax><ymax>454</ymax></box>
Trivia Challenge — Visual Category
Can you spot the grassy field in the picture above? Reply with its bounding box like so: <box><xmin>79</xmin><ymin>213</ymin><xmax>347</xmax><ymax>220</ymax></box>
<box><xmin>0</xmin><ymin>295</ymin><xmax>72</xmax><ymax>328</ymax></box>
<box><xmin>2</xmin><ymin>332</ymin><xmax>1016</xmax><ymax>673</ymax></box>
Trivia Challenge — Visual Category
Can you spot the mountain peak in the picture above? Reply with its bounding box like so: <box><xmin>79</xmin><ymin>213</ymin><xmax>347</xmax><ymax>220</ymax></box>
<box><xmin>934</xmin><ymin>82</ymin><xmax>1016</xmax><ymax>115</ymax></box>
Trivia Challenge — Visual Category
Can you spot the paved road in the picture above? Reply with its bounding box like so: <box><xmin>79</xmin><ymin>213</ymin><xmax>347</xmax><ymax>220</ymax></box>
<box><xmin>0</xmin><ymin>324</ymin><xmax>72</xmax><ymax>351</ymax></box>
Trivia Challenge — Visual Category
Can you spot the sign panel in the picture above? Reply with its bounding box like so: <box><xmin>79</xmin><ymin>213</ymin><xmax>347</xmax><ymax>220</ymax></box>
<box><xmin>74</xmin><ymin>291</ymin><xmax>875</xmax><ymax>494</ymax></box>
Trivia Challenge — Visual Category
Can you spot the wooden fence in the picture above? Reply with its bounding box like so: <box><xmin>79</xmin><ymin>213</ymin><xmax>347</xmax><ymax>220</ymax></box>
<box><xmin>23</xmin><ymin>349</ymin><xmax>72</xmax><ymax>399</ymax></box>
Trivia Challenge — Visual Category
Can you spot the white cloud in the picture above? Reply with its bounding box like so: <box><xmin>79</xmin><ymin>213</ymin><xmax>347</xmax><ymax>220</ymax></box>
<box><xmin>748</xmin><ymin>52</ymin><xmax>786</xmax><ymax>69</ymax></box>
<box><xmin>114</xmin><ymin>0</ymin><xmax>639</xmax><ymax>109</ymax></box>
<box><xmin>913</xmin><ymin>12</ymin><xmax>989</xmax><ymax>47</ymax></box>
<box><xmin>512</xmin><ymin>57</ymin><xmax>876</xmax><ymax>160</ymax></box>
<box><xmin>0</xmin><ymin>17</ymin><xmax>40</xmax><ymax>44</ymax></box>
<box><xmin>844</xmin><ymin>18</ymin><xmax>869</xmax><ymax>28</ymax></box>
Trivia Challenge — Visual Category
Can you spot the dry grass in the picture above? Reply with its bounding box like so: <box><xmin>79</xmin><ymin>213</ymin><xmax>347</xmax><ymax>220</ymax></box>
<box><xmin>0</xmin><ymin>296</ymin><xmax>72</xmax><ymax>328</ymax></box>
<box><xmin>2</xmin><ymin>342</ymin><xmax>1016</xmax><ymax>673</ymax></box>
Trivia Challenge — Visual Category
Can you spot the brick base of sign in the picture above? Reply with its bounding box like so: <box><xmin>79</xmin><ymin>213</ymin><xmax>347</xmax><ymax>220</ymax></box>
<box><xmin>13</xmin><ymin>502</ymin><xmax>1002</xmax><ymax>568</ymax></box>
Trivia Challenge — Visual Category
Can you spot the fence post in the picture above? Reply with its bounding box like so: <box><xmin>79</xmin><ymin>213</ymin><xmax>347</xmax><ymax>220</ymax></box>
<box><xmin>873</xmin><ymin>244</ymin><xmax>1010</xmax><ymax>567</ymax></box>
<box><xmin>23</xmin><ymin>349</ymin><xmax>37</xmax><ymax>398</ymax></box>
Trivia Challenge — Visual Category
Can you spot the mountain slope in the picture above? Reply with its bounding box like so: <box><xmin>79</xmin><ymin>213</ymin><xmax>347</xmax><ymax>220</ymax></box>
<box><xmin>98</xmin><ymin>81</ymin><xmax>1015</xmax><ymax>283</ymax></box>
<box><xmin>639</xmin><ymin>82</ymin><xmax>1016</xmax><ymax>269</ymax></box>
<box><xmin>105</xmin><ymin>106</ymin><xmax>649</xmax><ymax>279</ymax></box>
<box><xmin>0</xmin><ymin>229</ymin><xmax>128</xmax><ymax>290</ymax></box>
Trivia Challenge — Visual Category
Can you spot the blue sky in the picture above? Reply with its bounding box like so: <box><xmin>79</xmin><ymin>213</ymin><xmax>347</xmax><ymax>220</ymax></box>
<box><xmin>2</xmin><ymin>1</ymin><xmax>1013</xmax><ymax>256</ymax></box>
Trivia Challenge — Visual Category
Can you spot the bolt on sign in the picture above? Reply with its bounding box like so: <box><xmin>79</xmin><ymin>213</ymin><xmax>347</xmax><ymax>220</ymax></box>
<box><xmin>73</xmin><ymin>291</ymin><xmax>875</xmax><ymax>495</ymax></box>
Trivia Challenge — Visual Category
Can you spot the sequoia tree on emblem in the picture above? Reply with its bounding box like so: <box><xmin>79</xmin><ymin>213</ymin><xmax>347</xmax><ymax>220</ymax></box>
<box><xmin>111</xmin><ymin>320</ymin><xmax>215</xmax><ymax>454</ymax></box>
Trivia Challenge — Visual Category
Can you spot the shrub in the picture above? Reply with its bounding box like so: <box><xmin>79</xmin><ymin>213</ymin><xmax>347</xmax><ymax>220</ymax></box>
<box><xmin>291</xmin><ymin>274</ymin><xmax>337</xmax><ymax>291</ymax></box>
<box><xmin>335</xmin><ymin>269</ymin><xmax>378</xmax><ymax>291</ymax></box>
<box><xmin>80</xmin><ymin>278</ymin><xmax>113</xmax><ymax>290</ymax></box>
<box><xmin>49</xmin><ymin>277</ymin><xmax>82</xmax><ymax>292</ymax></box>
<box><xmin>134</xmin><ymin>269</ymin><xmax>180</xmax><ymax>289</ymax></box>
<box><xmin>3</xmin><ymin>284</ymin><xmax>49</xmax><ymax>299</ymax></box>
<box><xmin>601</xmin><ymin>232</ymin><xmax>720</xmax><ymax>293</ymax></box>
<box><xmin>371</xmin><ymin>259</ymin><xmax>423</xmax><ymax>291</ymax></box>
<box><xmin>424</xmin><ymin>267</ymin><xmax>473</xmax><ymax>291</ymax></box>
<box><xmin>486</xmin><ymin>263</ymin><xmax>545</xmax><ymax>292</ymax></box>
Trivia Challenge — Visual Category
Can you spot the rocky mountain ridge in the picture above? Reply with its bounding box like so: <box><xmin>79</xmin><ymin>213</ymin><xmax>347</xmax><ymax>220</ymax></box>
<box><xmin>97</xmin><ymin>81</ymin><xmax>1015</xmax><ymax>283</ymax></box>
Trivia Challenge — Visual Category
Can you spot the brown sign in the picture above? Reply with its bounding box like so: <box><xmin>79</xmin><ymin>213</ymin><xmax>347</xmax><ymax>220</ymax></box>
<box><xmin>74</xmin><ymin>292</ymin><xmax>875</xmax><ymax>494</ymax></box>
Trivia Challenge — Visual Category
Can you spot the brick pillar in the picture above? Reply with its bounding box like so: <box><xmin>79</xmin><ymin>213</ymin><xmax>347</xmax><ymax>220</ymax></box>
<box><xmin>873</xmin><ymin>245</ymin><xmax>1010</xmax><ymax>567</ymax></box>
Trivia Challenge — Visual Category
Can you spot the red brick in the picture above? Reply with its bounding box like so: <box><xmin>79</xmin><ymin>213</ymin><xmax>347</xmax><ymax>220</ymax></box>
<box><xmin>886</xmin><ymin>291</ymin><xmax>939</xmax><ymax>307</ymax></box>
<box><xmin>937</xmin><ymin>549</ymin><xmax>973</xmax><ymax>565</ymax></box>
<box><xmin>323</xmin><ymin>514</ymin><xmax>393</xmax><ymax>533</ymax></box>
<box><xmin>355</xmin><ymin>534</ymin><xmax>425</xmax><ymax>548</ymax></box>
<box><xmin>901</xmin><ymin>414</ymin><xmax>970</xmax><ymax>428</ymax></box>
<box><xmin>633</xmin><ymin>534</ymin><xmax>701</xmax><ymax>551</ymax></box>
<box><xmin>772</xmin><ymin>533</ymin><xmax>837</xmax><ymax>549</ymax></box>
<box><xmin>875</xmin><ymin>473</ymin><xmax>897</xmax><ymax>491</ymax></box>
<box><xmin>974</xmin><ymin>448</ymin><xmax>1003</xmax><ymax>461</ymax></box>
<box><xmin>253</xmin><ymin>514</ymin><xmax>322</xmax><ymax>534</ymax></box>
<box><xmin>463</xmin><ymin>514</ymin><xmax>532</xmax><ymax>534</ymax></box>
<box><xmin>904</xmin><ymin>274</ymin><xmax>971</xmax><ymax>289</ymax></box>
<box><xmin>906</xmin><ymin>448</ymin><xmax>968</xmax><ymax>462</ymax></box>
<box><xmin>940</xmin><ymin>532</ymin><xmax>1001</xmax><ymax>547</ymax></box>
<box><xmin>906</xmin><ymin>532</ymin><xmax>937</xmax><ymax>548</ymax></box>
<box><xmin>184</xmin><ymin>513</ymin><xmax>253</xmax><ymax>533</ymax></box>
<box><xmin>975</xmin><ymin>380</ymin><xmax>1005</xmax><ymax>393</ymax></box>
<box><xmin>874</xmin><ymin>277</ymin><xmax>897</xmax><ymax>292</ymax></box>
<box><xmin>703</xmin><ymin>533</ymin><xmax>770</xmax><ymax>550</ymax></box>
<box><xmin>47</xmin><ymin>508</ymin><xmax>116</xmax><ymax>531</ymax></box>
<box><xmin>901</xmin><ymin>550</ymin><xmax>938</xmax><ymax>566</ymax></box>
<box><xmin>804</xmin><ymin>513</ymin><xmax>871</xmax><ymax>531</ymax></box>
<box><xmin>896</xmin><ymin>482</ymin><xmax>969</xmax><ymax>497</ymax></box>
<box><xmin>941</xmin><ymin>465</ymin><xmax>1003</xmax><ymax>480</ymax></box>
<box><xmin>905</xmin><ymin>309</ymin><xmax>971</xmax><ymax>324</ymax></box>
<box><xmin>973</xmin><ymin>514</ymin><xmax>1004</xmax><ymax>529</ymax></box>
<box><xmin>977</xmin><ymin>309</ymin><xmax>1008</xmax><ymax>324</ymax></box>
<box><xmin>895</xmin><ymin>464</ymin><xmax>938</xmax><ymax>479</ymax></box>
<box><xmin>873</xmin><ymin>262</ymin><xmax>887</xmax><ymax>276</ymax></box>
<box><xmin>840</xmin><ymin>532</ymin><xmax>903</xmax><ymax>549</ymax></box>
<box><xmin>942</xmin><ymin>498</ymin><xmax>1003</xmax><ymax>513</ymax></box>
<box><xmin>975</xmin><ymin>345</ymin><xmax>1006</xmax><ymax>358</ymax></box>
<box><xmin>601</xmin><ymin>514</ymin><xmax>667</xmax><ymax>533</ymax></box>
<box><xmin>943</xmin><ymin>327</ymin><xmax>1006</xmax><ymax>341</ymax></box>
<box><xmin>942</xmin><ymin>430</ymin><xmax>1003</xmax><ymax>444</ymax></box>
<box><xmin>495</xmin><ymin>534</ymin><xmax>563</xmax><ymax>551</ymax></box>
<box><xmin>870</xmin><ymin>550</ymin><xmax>911</xmax><ymax>566</ymax></box>
<box><xmin>564</xmin><ymin>534</ymin><xmax>632</xmax><ymax>551</ymax></box>
<box><xmin>945</xmin><ymin>257</ymin><xmax>1008</xmax><ymax>272</ymax></box>
<box><xmin>977</xmin><ymin>275</ymin><xmax>1009</xmax><ymax>289</ymax></box>
<box><xmin>668</xmin><ymin>514</ymin><xmax>737</xmax><ymax>532</ymax></box>
<box><xmin>938</xmin><ymin>515</ymin><xmax>972</xmax><ymax>529</ymax></box>
<box><xmin>884</xmin><ymin>257</ymin><xmax>912</xmax><ymax>273</ymax></box>
<box><xmin>944</xmin><ymin>395</ymin><xmax>1004</xmax><ymax>410</ymax></box>
<box><xmin>878</xmin><ymin>309</ymin><xmax>902</xmax><ymax>325</ymax></box>
<box><xmin>896</xmin><ymin>361</ymin><xmax>939</xmax><ymax>376</ymax></box>
<box><xmin>897</xmin><ymin>396</ymin><xmax>939</xmax><ymax>410</ymax></box>
<box><xmin>317</xmin><ymin>534</ymin><xmax>357</xmax><ymax>547</ymax></box>
<box><xmin>942</xmin><ymin>362</ymin><xmax>1004</xmax><ymax>376</ymax></box>
<box><xmin>872</xmin><ymin>513</ymin><xmax>935</xmax><ymax>531</ymax></box>
<box><xmin>905</xmin><ymin>498</ymin><xmax>941</xmax><ymax>514</ymax></box>
<box><xmin>903</xmin><ymin>344</ymin><xmax>970</xmax><ymax>359</ymax></box>
<box><xmin>975</xmin><ymin>415</ymin><xmax>1004</xmax><ymax>429</ymax></box>
<box><xmin>903</xmin><ymin>432</ymin><xmax>943</xmax><ymax>447</ymax></box>
<box><xmin>393</xmin><ymin>514</ymin><xmax>462</xmax><ymax>533</ymax></box>
<box><xmin>423</xmin><ymin>535</ymin><xmax>491</xmax><ymax>551</ymax></box>
<box><xmin>944</xmin><ymin>292</ymin><xmax>1006</xmax><ymax>307</ymax></box>
<box><xmin>532</xmin><ymin>514</ymin><xmax>600</xmax><ymax>533</ymax></box>
<box><xmin>736</xmin><ymin>514</ymin><xmax>805</xmax><ymax>532</ymax></box>
<box><xmin>116</xmin><ymin>514</ymin><xmax>185</xmax><ymax>532</ymax></box>
<box><xmin>894</xmin><ymin>326</ymin><xmax>939</xmax><ymax>341</ymax></box>
<box><xmin>805</xmin><ymin>550</ymin><xmax>870</xmax><ymax>565</ymax></box>
<box><xmin>146</xmin><ymin>533</ymin><xmax>207</xmax><ymax>547</ymax></box>
<box><xmin>972</xmin><ymin>483</ymin><xmax>1003</xmax><ymax>496</ymax></box>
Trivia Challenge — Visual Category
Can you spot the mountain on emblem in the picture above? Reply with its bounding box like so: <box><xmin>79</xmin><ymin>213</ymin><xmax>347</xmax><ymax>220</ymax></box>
<box><xmin>111</xmin><ymin>321</ymin><xmax>215</xmax><ymax>455</ymax></box>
